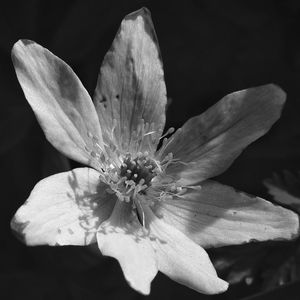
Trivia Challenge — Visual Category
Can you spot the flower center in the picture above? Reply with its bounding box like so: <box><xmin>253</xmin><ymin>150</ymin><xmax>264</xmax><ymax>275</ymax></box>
<box><xmin>85</xmin><ymin>130</ymin><xmax>180</xmax><ymax>204</ymax></box>
<box><xmin>120</xmin><ymin>152</ymin><xmax>158</xmax><ymax>187</ymax></box>
<box><xmin>104</xmin><ymin>151</ymin><xmax>161</xmax><ymax>203</ymax></box>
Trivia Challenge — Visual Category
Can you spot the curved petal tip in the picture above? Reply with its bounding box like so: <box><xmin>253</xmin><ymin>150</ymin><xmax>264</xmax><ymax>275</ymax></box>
<box><xmin>206</xmin><ymin>278</ymin><xmax>229</xmax><ymax>295</ymax></box>
<box><xmin>263</xmin><ymin>83</ymin><xmax>286</xmax><ymax>106</ymax></box>
<box><xmin>10</xmin><ymin>214</ymin><xmax>27</xmax><ymax>244</ymax></box>
<box><xmin>12</xmin><ymin>39</ymin><xmax>35</xmax><ymax>61</ymax></box>
<box><xmin>124</xmin><ymin>7</ymin><xmax>151</xmax><ymax>20</ymax></box>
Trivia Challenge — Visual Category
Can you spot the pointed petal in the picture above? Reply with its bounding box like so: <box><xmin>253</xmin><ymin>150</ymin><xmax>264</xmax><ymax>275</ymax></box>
<box><xmin>154</xmin><ymin>181</ymin><xmax>299</xmax><ymax>248</ymax></box>
<box><xmin>94</xmin><ymin>8</ymin><xmax>167</xmax><ymax>155</ymax></box>
<box><xmin>12</xmin><ymin>40</ymin><xmax>103</xmax><ymax>167</ymax></box>
<box><xmin>161</xmin><ymin>84</ymin><xmax>285</xmax><ymax>185</ymax></box>
<box><xmin>142</xmin><ymin>204</ymin><xmax>228</xmax><ymax>294</ymax></box>
<box><xmin>11</xmin><ymin>168</ymin><xmax>116</xmax><ymax>246</ymax></box>
<box><xmin>97</xmin><ymin>201</ymin><xmax>157</xmax><ymax>295</ymax></box>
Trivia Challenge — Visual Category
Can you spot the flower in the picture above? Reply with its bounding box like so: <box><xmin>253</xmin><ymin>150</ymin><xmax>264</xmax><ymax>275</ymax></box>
<box><xmin>10</xmin><ymin>7</ymin><xmax>299</xmax><ymax>296</ymax></box>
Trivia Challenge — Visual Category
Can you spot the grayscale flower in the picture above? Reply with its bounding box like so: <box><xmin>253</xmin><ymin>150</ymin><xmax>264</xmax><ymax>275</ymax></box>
<box><xmin>10</xmin><ymin>7</ymin><xmax>299</xmax><ymax>296</ymax></box>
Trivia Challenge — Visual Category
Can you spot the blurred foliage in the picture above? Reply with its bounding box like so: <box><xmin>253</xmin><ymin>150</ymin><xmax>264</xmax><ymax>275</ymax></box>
<box><xmin>265</xmin><ymin>171</ymin><xmax>300</xmax><ymax>208</ymax></box>
<box><xmin>213</xmin><ymin>170</ymin><xmax>300</xmax><ymax>299</ymax></box>
<box><xmin>243</xmin><ymin>280</ymin><xmax>300</xmax><ymax>300</ymax></box>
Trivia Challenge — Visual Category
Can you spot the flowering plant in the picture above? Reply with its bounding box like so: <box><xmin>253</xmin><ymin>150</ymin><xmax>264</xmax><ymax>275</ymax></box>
<box><xmin>11</xmin><ymin>8</ymin><xmax>299</xmax><ymax>295</ymax></box>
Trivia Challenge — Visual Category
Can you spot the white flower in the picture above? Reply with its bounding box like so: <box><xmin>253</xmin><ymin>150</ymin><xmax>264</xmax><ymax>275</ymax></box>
<box><xmin>10</xmin><ymin>7</ymin><xmax>299</xmax><ymax>296</ymax></box>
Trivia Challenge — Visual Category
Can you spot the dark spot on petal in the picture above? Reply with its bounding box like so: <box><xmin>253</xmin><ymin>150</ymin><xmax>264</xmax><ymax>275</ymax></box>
<box><xmin>99</xmin><ymin>95</ymin><xmax>107</xmax><ymax>108</ymax></box>
<box><xmin>56</xmin><ymin>63</ymin><xmax>80</xmax><ymax>101</ymax></box>
<box><xmin>99</xmin><ymin>95</ymin><xmax>107</xmax><ymax>103</ymax></box>
<box><xmin>68</xmin><ymin>228</ymin><xmax>74</xmax><ymax>235</ymax></box>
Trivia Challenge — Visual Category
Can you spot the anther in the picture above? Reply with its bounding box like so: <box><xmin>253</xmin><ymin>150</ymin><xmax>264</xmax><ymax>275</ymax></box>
<box><xmin>119</xmin><ymin>152</ymin><xmax>161</xmax><ymax>197</ymax></box>
<box><xmin>160</xmin><ymin>127</ymin><xmax>175</xmax><ymax>140</ymax></box>
<box><xmin>170</xmin><ymin>185</ymin><xmax>177</xmax><ymax>192</ymax></box>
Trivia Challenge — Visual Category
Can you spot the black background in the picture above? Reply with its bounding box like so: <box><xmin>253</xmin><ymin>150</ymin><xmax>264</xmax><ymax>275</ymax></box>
<box><xmin>1</xmin><ymin>0</ymin><xmax>300</xmax><ymax>299</ymax></box>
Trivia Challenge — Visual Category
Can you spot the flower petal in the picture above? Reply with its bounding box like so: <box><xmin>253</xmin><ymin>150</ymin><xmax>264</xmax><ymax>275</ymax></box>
<box><xmin>94</xmin><ymin>8</ymin><xmax>167</xmax><ymax>155</ymax></box>
<box><xmin>153</xmin><ymin>181</ymin><xmax>299</xmax><ymax>248</ymax></box>
<box><xmin>11</xmin><ymin>168</ymin><xmax>116</xmax><ymax>246</ymax></box>
<box><xmin>161</xmin><ymin>84</ymin><xmax>285</xmax><ymax>185</ymax></box>
<box><xmin>12</xmin><ymin>40</ymin><xmax>103</xmax><ymax>167</ymax></box>
<box><xmin>97</xmin><ymin>201</ymin><xmax>157</xmax><ymax>295</ymax></box>
<box><xmin>142</xmin><ymin>204</ymin><xmax>228</xmax><ymax>294</ymax></box>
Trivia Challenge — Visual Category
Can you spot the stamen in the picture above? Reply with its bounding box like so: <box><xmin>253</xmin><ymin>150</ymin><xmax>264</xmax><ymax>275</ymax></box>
<box><xmin>159</xmin><ymin>127</ymin><xmax>175</xmax><ymax>140</ymax></box>
<box><xmin>87</xmin><ymin>122</ymin><xmax>186</xmax><ymax>210</ymax></box>
<box><xmin>144</xmin><ymin>131</ymin><xmax>156</xmax><ymax>136</ymax></box>
<box><xmin>115</xmin><ymin>151</ymin><xmax>161</xmax><ymax>200</ymax></box>
<box><xmin>156</xmin><ymin>128</ymin><xmax>182</xmax><ymax>159</ymax></box>
<box><xmin>125</xmin><ymin>119</ymin><xmax>161</xmax><ymax>155</ymax></box>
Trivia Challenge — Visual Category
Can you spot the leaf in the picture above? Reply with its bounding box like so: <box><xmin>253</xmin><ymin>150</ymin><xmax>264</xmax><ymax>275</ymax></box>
<box><xmin>242</xmin><ymin>280</ymin><xmax>300</xmax><ymax>300</ymax></box>
<box><xmin>264</xmin><ymin>170</ymin><xmax>300</xmax><ymax>212</ymax></box>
